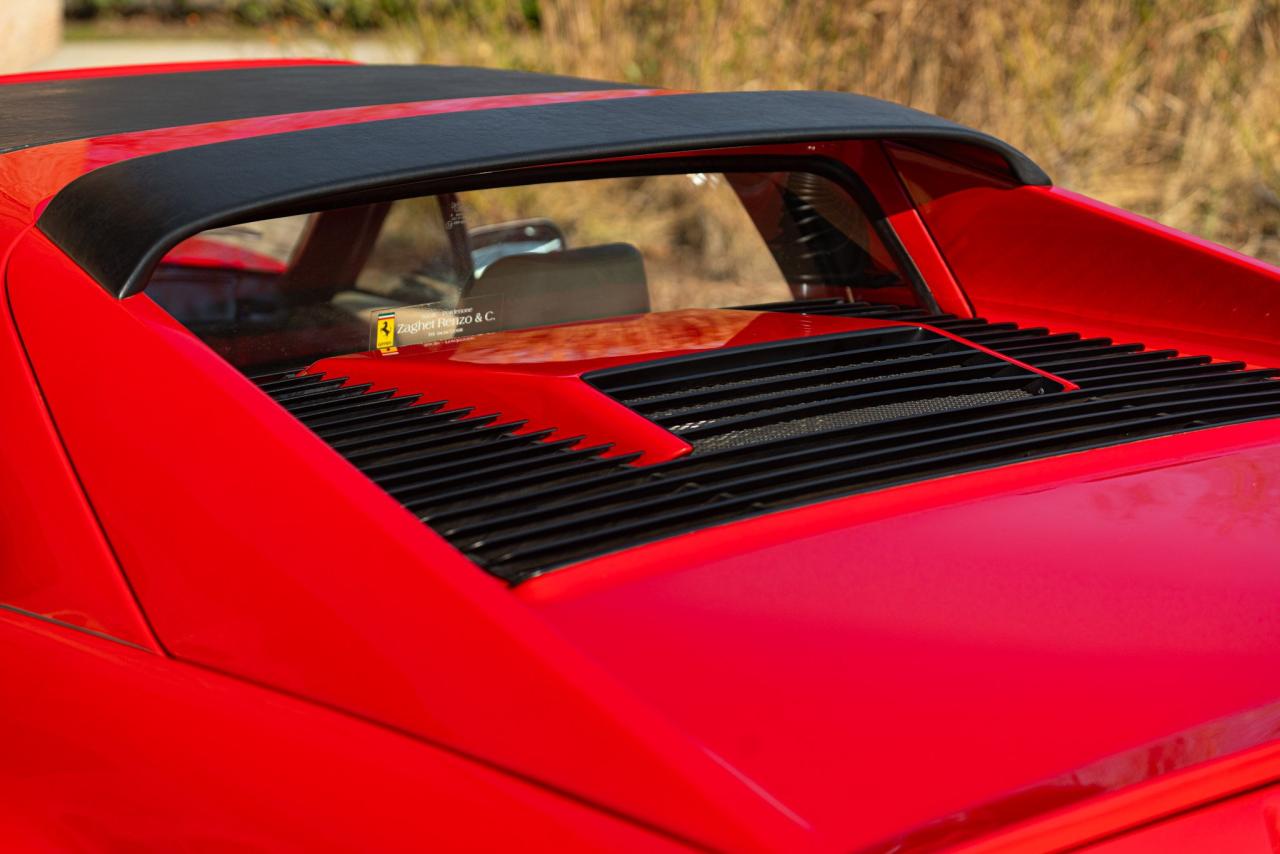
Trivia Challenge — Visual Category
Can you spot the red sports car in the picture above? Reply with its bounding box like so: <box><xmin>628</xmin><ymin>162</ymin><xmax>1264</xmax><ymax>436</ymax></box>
<box><xmin>2</xmin><ymin>59</ymin><xmax>1279</xmax><ymax>852</ymax></box>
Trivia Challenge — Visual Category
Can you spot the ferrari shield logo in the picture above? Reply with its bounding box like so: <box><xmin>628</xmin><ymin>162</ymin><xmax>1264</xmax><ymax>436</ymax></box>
<box><xmin>374</xmin><ymin>310</ymin><xmax>397</xmax><ymax>353</ymax></box>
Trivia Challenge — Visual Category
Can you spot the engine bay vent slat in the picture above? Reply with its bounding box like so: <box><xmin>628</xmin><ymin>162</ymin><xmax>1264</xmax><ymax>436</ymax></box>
<box><xmin>259</xmin><ymin>300</ymin><xmax>1280</xmax><ymax>582</ymax></box>
<box><xmin>586</xmin><ymin>327</ymin><xmax>1061</xmax><ymax>445</ymax></box>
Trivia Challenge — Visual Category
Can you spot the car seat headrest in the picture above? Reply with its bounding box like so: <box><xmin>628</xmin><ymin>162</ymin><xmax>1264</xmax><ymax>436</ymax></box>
<box><xmin>465</xmin><ymin>243</ymin><xmax>649</xmax><ymax>329</ymax></box>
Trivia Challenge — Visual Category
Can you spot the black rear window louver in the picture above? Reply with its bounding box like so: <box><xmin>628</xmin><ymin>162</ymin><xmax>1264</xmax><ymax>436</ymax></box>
<box><xmin>252</xmin><ymin>370</ymin><xmax>641</xmax><ymax>531</ymax></box>
<box><xmin>257</xmin><ymin>300</ymin><xmax>1280</xmax><ymax>582</ymax></box>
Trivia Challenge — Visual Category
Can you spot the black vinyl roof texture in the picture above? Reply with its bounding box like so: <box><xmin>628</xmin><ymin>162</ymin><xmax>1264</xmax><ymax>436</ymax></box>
<box><xmin>21</xmin><ymin>64</ymin><xmax>1050</xmax><ymax>298</ymax></box>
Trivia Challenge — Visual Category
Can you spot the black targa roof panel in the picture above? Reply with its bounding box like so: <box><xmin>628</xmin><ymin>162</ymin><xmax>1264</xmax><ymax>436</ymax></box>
<box><xmin>37</xmin><ymin>88</ymin><xmax>1052</xmax><ymax>298</ymax></box>
<box><xmin>0</xmin><ymin>64</ymin><xmax>628</xmax><ymax>153</ymax></box>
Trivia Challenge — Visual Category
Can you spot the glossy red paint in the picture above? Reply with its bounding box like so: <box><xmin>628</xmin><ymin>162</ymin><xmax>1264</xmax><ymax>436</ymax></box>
<box><xmin>0</xmin><ymin>229</ymin><xmax>157</xmax><ymax>645</ymax></box>
<box><xmin>6</xmin><ymin>59</ymin><xmax>1280</xmax><ymax>851</ymax></box>
<box><xmin>887</xmin><ymin>142</ymin><xmax>1280</xmax><ymax>367</ymax></box>
<box><xmin>1080</xmin><ymin>782</ymin><xmax>1280</xmax><ymax>853</ymax></box>
<box><xmin>0</xmin><ymin>607</ymin><xmax>686</xmax><ymax>851</ymax></box>
<box><xmin>950</xmin><ymin>737</ymin><xmax>1280</xmax><ymax>853</ymax></box>
<box><xmin>5</xmin><ymin>229</ymin><xmax>816</xmax><ymax>853</ymax></box>
<box><xmin>162</xmin><ymin>235</ymin><xmax>288</xmax><ymax>274</ymax></box>
<box><xmin>522</xmin><ymin>418</ymin><xmax>1280</xmax><ymax>850</ymax></box>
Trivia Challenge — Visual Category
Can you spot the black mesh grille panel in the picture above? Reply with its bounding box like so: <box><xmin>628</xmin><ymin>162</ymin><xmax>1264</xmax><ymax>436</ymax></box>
<box><xmin>689</xmin><ymin>390</ymin><xmax>1037</xmax><ymax>453</ymax></box>
<box><xmin>584</xmin><ymin>326</ymin><xmax>1058</xmax><ymax>449</ymax></box>
<box><xmin>257</xmin><ymin>301</ymin><xmax>1280</xmax><ymax>582</ymax></box>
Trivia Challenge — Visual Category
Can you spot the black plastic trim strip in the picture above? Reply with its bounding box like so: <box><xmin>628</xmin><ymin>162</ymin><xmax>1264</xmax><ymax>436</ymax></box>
<box><xmin>0</xmin><ymin>602</ymin><xmax>153</xmax><ymax>653</ymax></box>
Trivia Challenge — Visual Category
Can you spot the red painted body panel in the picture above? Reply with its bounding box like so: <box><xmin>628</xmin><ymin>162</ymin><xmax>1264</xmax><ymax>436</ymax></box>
<box><xmin>1082</xmin><ymin>784</ymin><xmax>1280</xmax><ymax>853</ymax></box>
<box><xmin>0</xmin><ymin>607</ymin><xmax>684</xmax><ymax>851</ymax></box>
<box><xmin>161</xmin><ymin>235</ymin><xmax>289</xmax><ymax>274</ymax></box>
<box><xmin>4</xmin><ymin>59</ymin><xmax>1280</xmax><ymax>851</ymax></box>
<box><xmin>888</xmin><ymin>143</ymin><xmax>1280</xmax><ymax>367</ymax></box>
<box><xmin>953</xmin><ymin>738</ymin><xmax>1280</xmax><ymax>853</ymax></box>
<box><xmin>0</xmin><ymin>229</ymin><xmax>157</xmax><ymax>646</ymax></box>
<box><xmin>523</xmin><ymin>421</ymin><xmax>1280</xmax><ymax>850</ymax></box>
<box><xmin>5</xmin><ymin>230</ymin><xmax>814</xmax><ymax>852</ymax></box>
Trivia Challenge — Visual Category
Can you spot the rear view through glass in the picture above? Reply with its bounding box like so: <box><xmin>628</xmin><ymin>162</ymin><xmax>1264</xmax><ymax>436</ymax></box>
<box><xmin>148</xmin><ymin>168</ymin><xmax>910</xmax><ymax>370</ymax></box>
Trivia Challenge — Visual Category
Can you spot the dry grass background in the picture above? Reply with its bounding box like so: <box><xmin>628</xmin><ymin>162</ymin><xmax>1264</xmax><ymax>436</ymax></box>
<box><xmin>360</xmin><ymin>0</ymin><xmax>1280</xmax><ymax>266</ymax></box>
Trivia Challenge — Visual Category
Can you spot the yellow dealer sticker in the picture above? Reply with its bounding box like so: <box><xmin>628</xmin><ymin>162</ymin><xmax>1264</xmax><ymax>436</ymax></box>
<box><xmin>374</xmin><ymin>310</ymin><xmax>397</xmax><ymax>353</ymax></box>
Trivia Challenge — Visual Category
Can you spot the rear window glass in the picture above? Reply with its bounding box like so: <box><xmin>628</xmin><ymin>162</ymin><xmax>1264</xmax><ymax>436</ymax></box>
<box><xmin>147</xmin><ymin>168</ymin><xmax>908</xmax><ymax>371</ymax></box>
